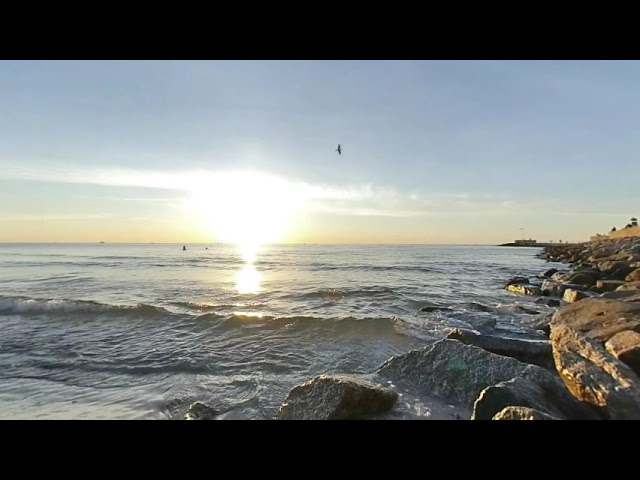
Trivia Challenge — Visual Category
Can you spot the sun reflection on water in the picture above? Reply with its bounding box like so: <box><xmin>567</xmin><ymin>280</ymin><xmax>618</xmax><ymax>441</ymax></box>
<box><xmin>236</xmin><ymin>245</ymin><xmax>261</xmax><ymax>294</ymax></box>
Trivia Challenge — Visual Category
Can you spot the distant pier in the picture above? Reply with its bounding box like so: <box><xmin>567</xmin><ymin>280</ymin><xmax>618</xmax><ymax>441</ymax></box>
<box><xmin>498</xmin><ymin>239</ymin><xmax>583</xmax><ymax>247</ymax></box>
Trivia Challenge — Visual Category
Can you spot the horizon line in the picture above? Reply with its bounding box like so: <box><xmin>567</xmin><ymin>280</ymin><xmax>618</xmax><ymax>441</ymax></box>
<box><xmin>0</xmin><ymin>241</ymin><xmax>538</xmax><ymax>247</ymax></box>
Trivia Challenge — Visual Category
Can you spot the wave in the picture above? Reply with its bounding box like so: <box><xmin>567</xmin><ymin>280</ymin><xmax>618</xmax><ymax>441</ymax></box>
<box><xmin>290</xmin><ymin>286</ymin><xmax>397</xmax><ymax>301</ymax></box>
<box><xmin>0</xmin><ymin>295</ymin><xmax>170</xmax><ymax>318</ymax></box>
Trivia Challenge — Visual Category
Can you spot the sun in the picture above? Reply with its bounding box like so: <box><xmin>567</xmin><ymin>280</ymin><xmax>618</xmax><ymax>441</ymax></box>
<box><xmin>186</xmin><ymin>170</ymin><xmax>304</xmax><ymax>259</ymax></box>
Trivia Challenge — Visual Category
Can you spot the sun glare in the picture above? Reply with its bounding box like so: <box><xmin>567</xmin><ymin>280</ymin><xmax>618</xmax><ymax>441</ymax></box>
<box><xmin>187</xmin><ymin>170</ymin><xmax>304</xmax><ymax>250</ymax></box>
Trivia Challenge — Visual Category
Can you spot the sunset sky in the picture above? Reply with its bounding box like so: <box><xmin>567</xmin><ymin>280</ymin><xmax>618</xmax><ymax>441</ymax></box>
<box><xmin>1</xmin><ymin>60</ymin><xmax>639</xmax><ymax>244</ymax></box>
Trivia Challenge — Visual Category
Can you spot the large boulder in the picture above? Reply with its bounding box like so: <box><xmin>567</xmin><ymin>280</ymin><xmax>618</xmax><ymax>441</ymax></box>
<box><xmin>472</xmin><ymin>376</ymin><xmax>599</xmax><ymax>420</ymax></box>
<box><xmin>276</xmin><ymin>374</ymin><xmax>398</xmax><ymax>420</ymax></box>
<box><xmin>446</xmin><ymin>329</ymin><xmax>554</xmax><ymax>370</ymax></box>
<box><xmin>550</xmin><ymin>298</ymin><xmax>640</xmax><ymax>343</ymax></box>
<box><xmin>550</xmin><ymin>324</ymin><xmax>640</xmax><ymax>420</ymax></box>
<box><xmin>605</xmin><ymin>330</ymin><xmax>640</xmax><ymax>376</ymax></box>
<box><xmin>492</xmin><ymin>406</ymin><xmax>560</xmax><ymax>420</ymax></box>
<box><xmin>378</xmin><ymin>339</ymin><xmax>560</xmax><ymax>408</ymax></box>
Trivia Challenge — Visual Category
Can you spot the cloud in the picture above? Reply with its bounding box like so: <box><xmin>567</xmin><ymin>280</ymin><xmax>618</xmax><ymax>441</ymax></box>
<box><xmin>0</xmin><ymin>213</ymin><xmax>114</xmax><ymax>221</ymax></box>
<box><xmin>0</xmin><ymin>162</ymin><xmax>527</xmax><ymax>218</ymax></box>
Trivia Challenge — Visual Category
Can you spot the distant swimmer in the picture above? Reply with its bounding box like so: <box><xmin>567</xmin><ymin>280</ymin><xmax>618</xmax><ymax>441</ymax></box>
<box><xmin>336</xmin><ymin>144</ymin><xmax>342</xmax><ymax>155</ymax></box>
<box><xmin>182</xmin><ymin>246</ymin><xmax>186</xmax><ymax>251</ymax></box>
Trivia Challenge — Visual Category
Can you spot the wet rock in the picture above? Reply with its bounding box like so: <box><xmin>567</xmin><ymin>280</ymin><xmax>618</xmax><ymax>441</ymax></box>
<box><xmin>543</xmin><ymin>268</ymin><xmax>559</xmax><ymax>278</ymax></box>
<box><xmin>551</xmin><ymin>272</ymin><xmax>572</xmax><ymax>282</ymax></box>
<box><xmin>550</xmin><ymin>297</ymin><xmax>640</xmax><ymax>343</ymax></box>
<box><xmin>419</xmin><ymin>305</ymin><xmax>453</xmax><ymax>313</ymax></box>
<box><xmin>378</xmin><ymin>339</ymin><xmax>558</xmax><ymax>408</ymax></box>
<box><xmin>184</xmin><ymin>402</ymin><xmax>219</xmax><ymax>420</ymax></box>
<box><xmin>535</xmin><ymin>298</ymin><xmax>561</xmax><ymax>307</ymax></box>
<box><xmin>506</xmin><ymin>276</ymin><xmax>529</xmax><ymax>287</ymax></box>
<box><xmin>472</xmin><ymin>376</ymin><xmax>599</xmax><ymax>420</ymax></box>
<box><xmin>506</xmin><ymin>284</ymin><xmax>541</xmax><ymax>296</ymax></box>
<box><xmin>446</xmin><ymin>329</ymin><xmax>554</xmax><ymax>369</ymax></box>
<box><xmin>513</xmin><ymin>305</ymin><xmax>541</xmax><ymax>315</ymax></box>
<box><xmin>276</xmin><ymin>374</ymin><xmax>398</xmax><ymax>420</ymax></box>
<box><xmin>542</xmin><ymin>280</ymin><xmax>587</xmax><ymax>298</ymax></box>
<box><xmin>492</xmin><ymin>406</ymin><xmax>560</xmax><ymax>420</ymax></box>
<box><xmin>550</xmin><ymin>324</ymin><xmax>640</xmax><ymax>420</ymax></box>
<box><xmin>465</xmin><ymin>302</ymin><xmax>494</xmax><ymax>313</ymax></box>
<box><xmin>522</xmin><ymin>312</ymin><xmax>554</xmax><ymax>335</ymax></box>
<box><xmin>605</xmin><ymin>331</ymin><xmax>640</xmax><ymax>376</ymax></box>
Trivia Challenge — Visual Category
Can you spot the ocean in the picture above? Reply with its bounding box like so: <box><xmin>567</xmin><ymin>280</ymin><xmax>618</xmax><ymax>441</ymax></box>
<box><xmin>0</xmin><ymin>243</ymin><xmax>550</xmax><ymax>419</ymax></box>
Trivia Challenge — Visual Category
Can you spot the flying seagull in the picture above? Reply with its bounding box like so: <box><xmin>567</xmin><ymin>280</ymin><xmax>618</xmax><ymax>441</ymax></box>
<box><xmin>336</xmin><ymin>144</ymin><xmax>342</xmax><ymax>155</ymax></box>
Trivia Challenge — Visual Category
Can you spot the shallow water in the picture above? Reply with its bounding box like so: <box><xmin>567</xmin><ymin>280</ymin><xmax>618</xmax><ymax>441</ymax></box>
<box><xmin>0</xmin><ymin>243</ymin><xmax>550</xmax><ymax>419</ymax></box>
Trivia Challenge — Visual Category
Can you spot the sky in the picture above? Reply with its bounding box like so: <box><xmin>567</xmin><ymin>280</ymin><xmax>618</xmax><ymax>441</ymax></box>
<box><xmin>1</xmin><ymin>60</ymin><xmax>639</xmax><ymax>244</ymax></box>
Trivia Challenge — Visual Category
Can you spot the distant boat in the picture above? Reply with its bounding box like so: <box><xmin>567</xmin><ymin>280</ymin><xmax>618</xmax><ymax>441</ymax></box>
<box><xmin>99</xmin><ymin>241</ymin><xmax>105</xmax><ymax>244</ymax></box>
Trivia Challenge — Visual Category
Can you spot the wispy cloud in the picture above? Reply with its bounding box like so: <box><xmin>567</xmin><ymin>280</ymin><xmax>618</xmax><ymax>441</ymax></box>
<box><xmin>0</xmin><ymin>163</ymin><xmax>527</xmax><ymax>218</ymax></box>
<box><xmin>0</xmin><ymin>213</ymin><xmax>115</xmax><ymax>221</ymax></box>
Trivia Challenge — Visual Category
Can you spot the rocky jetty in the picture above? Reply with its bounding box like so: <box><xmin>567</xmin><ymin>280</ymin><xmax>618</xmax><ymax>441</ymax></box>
<box><xmin>275</xmin><ymin>237</ymin><xmax>640</xmax><ymax>420</ymax></box>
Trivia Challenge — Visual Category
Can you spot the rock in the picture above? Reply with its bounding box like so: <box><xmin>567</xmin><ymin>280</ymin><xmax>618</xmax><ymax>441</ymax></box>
<box><xmin>492</xmin><ymin>406</ymin><xmax>560</xmax><ymax>420</ymax></box>
<box><xmin>419</xmin><ymin>305</ymin><xmax>452</xmax><ymax>313</ymax></box>
<box><xmin>543</xmin><ymin>268</ymin><xmax>559</xmax><ymax>278</ymax></box>
<box><xmin>472</xmin><ymin>376</ymin><xmax>599</xmax><ymax>420</ymax></box>
<box><xmin>596</xmin><ymin>280</ymin><xmax>626</xmax><ymax>292</ymax></box>
<box><xmin>541</xmin><ymin>280</ymin><xmax>586</xmax><ymax>298</ymax></box>
<box><xmin>598</xmin><ymin>261</ymin><xmax>637</xmax><ymax>281</ymax></box>
<box><xmin>616</xmin><ymin>281</ymin><xmax>640</xmax><ymax>292</ymax></box>
<box><xmin>535</xmin><ymin>298</ymin><xmax>561</xmax><ymax>307</ymax></box>
<box><xmin>506</xmin><ymin>276</ymin><xmax>529</xmax><ymax>287</ymax></box>
<box><xmin>276</xmin><ymin>374</ymin><xmax>397</xmax><ymax>420</ymax></box>
<box><xmin>522</xmin><ymin>312</ymin><xmax>554</xmax><ymax>335</ymax></box>
<box><xmin>601</xmin><ymin>290</ymin><xmax>640</xmax><ymax>300</ymax></box>
<box><xmin>550</xmin><ymin>298</ymin><xmax>640</xmax><ymax>343</ymax></box>
<box><xmin>184</xmin><ymin>402</ymin><xmax>219</xmax><ymax>420</ymax></box>
<box><xmin>446</xmin><ymin>329</ymin><xmax>555</xmax><ymax>370</ymax></box>
<box><xmin>566</xmin><ymin>271</ymin><xmax>601</xmax><ymax>287</ymax></box>
<box><xmin>620</xmin><ymin>294</ymin><xmax>640</xmax><ymax>304</ymax></box>
<box><xmin>627</xmin><ymin>268</ymin><xmax>640</xmax><ymax>282</ymax></box>
<box><xmin>378</xmin><ymin>339</ymin><xmax>559</xmax><ymax>408</ymax></box>
<box><xmin>562</xmin><ymin>288</ymin><xmax>592</xmax><ymax>303</ymax></box>
<box><xmin>464</xmin><ymin>302</ymin><xmax>494</xmax><ymax>313</ymax></box>
<box><xmin>551</xmin><ymin>272</ymin><xmax>572</xmax><ymax>282</ymax></box>
<box><xmin>605</xmin><ymin>331</ymin><xmax>640</xmax><ymax>376</ymax></box>
<box><xmin>550</xmin><ymin>324</ymin><xmax>640</xmax><ymax>419</ymax></box>
<box><xmin>506</xmin><ymin>284</ymin><xmax>542</xmax><ymax>296</ymax></box>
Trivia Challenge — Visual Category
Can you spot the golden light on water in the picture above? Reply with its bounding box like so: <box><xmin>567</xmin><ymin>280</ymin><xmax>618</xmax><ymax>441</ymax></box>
<box><xmin>236</xmin><ymin>263</ymin><xmax>261</xmax><ymax>294</ymax></box>
<box><xmin>185</xmin><ymin>170</ymin><xmax>310</xmax><ymax>295</ymax></box>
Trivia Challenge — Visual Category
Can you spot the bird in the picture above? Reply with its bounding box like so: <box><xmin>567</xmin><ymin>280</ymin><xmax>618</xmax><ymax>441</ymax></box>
<box><xmin>336</xmin><ymin>144</ymin><xmax>342</xmax><ymax>155</ymax></box>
